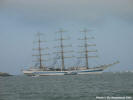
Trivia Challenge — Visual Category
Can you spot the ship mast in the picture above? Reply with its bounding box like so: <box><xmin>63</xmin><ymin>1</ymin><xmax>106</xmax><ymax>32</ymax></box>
<box><xmin>59</xmin><ymin>29</ymin><xmax>65</xmax><ymax>70</ymax></box>
<box><xmin>84</xmin><ymin>29</ymin><xmax>89</xmax><ymax>69</ymax></box>
<box><xmin>38</xmin><ymin>33</ymin><xmax>43</xmax><ymax>69</ymax></box>
<box><xmin>55</xmin><ymin>29</ymin><xmax>73</xmax><ymax>71</ymax></box>
<box><xmin>32</xmin><ymin>32</ymin><xmax>49</xmax><ymax>70</ymax></box>
<box><xmin>79</xmin><ymin>29</ymin><xmax>98</xmax><ymax>69</ymax></box>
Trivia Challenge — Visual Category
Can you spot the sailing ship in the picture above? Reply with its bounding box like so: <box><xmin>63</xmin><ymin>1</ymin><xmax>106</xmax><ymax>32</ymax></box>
<box><xmin>22</xmin><ymin>29</ymin><xmax>119</xmax><ymax>76</ymax></box>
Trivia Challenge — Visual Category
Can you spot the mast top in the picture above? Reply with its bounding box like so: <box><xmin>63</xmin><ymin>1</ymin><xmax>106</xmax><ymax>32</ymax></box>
<box><xmin>36</xmin><ymin>32</ymin><xmax>43</xmax><ymax>36</ymax></box>
<box><xmin>80</xmin><ymin>29</ymin><xmax>92</xmax><ymax>33</ymax></box>
<box><xmin>57</xmin><ymin>29</ymin><xmax>67</xmax><ymax>33</ymax></box>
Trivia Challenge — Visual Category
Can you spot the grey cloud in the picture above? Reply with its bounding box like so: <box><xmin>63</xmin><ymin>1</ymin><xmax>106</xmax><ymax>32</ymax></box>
<box><xmin>2</xmin><ymin>0</ymin><xmax>133</xmax><ymax>20</ymax></box>
<box><xmin>1</xmin><ymin>0</ymin><xmax>133</xmax><ymax>29</ymax></box>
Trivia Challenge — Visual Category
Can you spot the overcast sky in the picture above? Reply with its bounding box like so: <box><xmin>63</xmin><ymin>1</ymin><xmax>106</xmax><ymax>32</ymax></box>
<box><xmin>0</xmin><ymin>0</ymin><xmax>133</xmax><ymax>75</ymax></box>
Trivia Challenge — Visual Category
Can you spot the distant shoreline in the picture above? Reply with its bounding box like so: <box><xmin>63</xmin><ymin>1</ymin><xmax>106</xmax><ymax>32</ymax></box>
<box><xmin>0</xmin><ymin>72</ymin><xmax>12</xmax><ymax>76</ymax></box>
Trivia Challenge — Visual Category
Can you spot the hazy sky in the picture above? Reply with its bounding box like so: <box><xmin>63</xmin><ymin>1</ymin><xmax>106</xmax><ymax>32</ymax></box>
<box><xmin>0</xmin><ymin>0</ymin><xmax>133</xmax><ymax>74</ymax></box>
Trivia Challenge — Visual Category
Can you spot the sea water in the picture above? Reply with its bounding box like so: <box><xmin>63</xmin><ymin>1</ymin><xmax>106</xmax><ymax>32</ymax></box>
<box><xmin>0</xmin><ymin>72</ymin><xmax>133</xmax><ymax>100</ymax></box>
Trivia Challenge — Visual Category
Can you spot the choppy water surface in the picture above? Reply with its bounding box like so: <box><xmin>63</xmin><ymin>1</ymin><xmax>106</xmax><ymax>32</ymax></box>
<box><xmin>0</xmin><ymin>73</ymin><xmax>133</xmax><ymax>100</ymax></box>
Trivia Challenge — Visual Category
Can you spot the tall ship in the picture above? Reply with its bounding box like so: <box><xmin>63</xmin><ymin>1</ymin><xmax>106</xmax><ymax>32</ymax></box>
<box><xmin>22</xmin><ymin>29</ymin><xmax>119</xmax><ymax>76</ymax></box>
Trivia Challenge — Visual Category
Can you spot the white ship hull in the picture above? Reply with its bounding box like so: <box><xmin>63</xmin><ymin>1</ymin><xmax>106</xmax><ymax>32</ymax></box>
<box><xmin>23</xmin><ymin>70</ymin><xmax>66</xmax><ymax>76</ymax></box>
<box><xmin>23</xmin><ymin>62</ymin><xmax>119</xmax><ymax>76</ymax></box>
<box><xmin>23</xmin><ymin>69</ymin><xmax>103</xmax><ymax>76</ymax></box>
